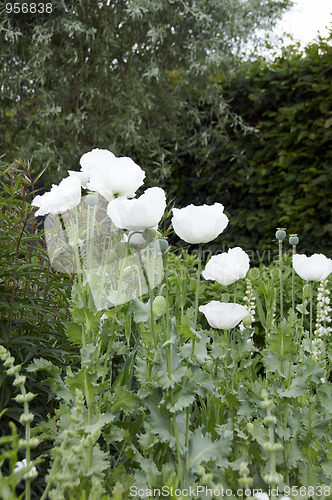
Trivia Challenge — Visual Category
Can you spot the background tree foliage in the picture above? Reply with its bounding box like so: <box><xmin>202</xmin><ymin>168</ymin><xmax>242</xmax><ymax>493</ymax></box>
<box><xmin>167</xmin><ymin>36</ymin><xmax>332</xmax><ymax>258</ymax></box>
<box><xmin>1</xmin><ymin>0</ymin><xmax>292</xmax><ymax>187</ymax></box>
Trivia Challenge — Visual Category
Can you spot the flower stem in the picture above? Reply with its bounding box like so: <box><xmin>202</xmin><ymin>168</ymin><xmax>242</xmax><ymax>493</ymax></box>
<box><xmin>192</xmin><ymin>243</ymin><xmax>202</xmax><ymax>355</ymax></box>
<box><xmin>309</xmin><ymin>281</ymin><xmax>313</xmax><ymax>351</ymax></box>
<box><xmin>279</xmin><ymin>239</ymin><xmax>283</xmax><ymax>318</ymax></box>
<box><xmin>291</xmin><ymin>245</ymin><xmax>296</xmax><ymax>310</ymax></box>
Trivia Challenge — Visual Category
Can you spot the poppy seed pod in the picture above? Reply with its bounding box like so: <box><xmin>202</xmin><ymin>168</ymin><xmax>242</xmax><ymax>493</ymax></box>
<box><xmin>86</xmin><ymin>193</ymin><xmax>98</xmax><ymax>206</ymax></box>
<box><xmin>289</xmin><ymin>234</ymin><xmax>299</xmax><ymax>246</ymax></box>
<box><xmin>275</xmin><ymin>228</ymin><xmax>286</xmax><ymax>241</ymax></box>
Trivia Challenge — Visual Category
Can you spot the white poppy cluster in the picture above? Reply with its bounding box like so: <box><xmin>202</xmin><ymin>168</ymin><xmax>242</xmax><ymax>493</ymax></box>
<box><xmin>32</xmin><ymin>149</ymin><xmax>252</xmax><ymax>324</ymax></box>
<box><xmin>33</xmin><ymin>149</ymin><xmax>166</xmax><ymax>232</ymax></box>
<box><xmin>170</xmin><ymin>205</ymin><xmax>250</xmax><ymax>330</ymax></box>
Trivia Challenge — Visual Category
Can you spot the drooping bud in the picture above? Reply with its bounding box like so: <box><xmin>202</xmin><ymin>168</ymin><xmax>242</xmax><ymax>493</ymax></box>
<box><xmin>152</xmin><ymin>296</ymin><xmax>167</xmax><ymax>318</ymax></box>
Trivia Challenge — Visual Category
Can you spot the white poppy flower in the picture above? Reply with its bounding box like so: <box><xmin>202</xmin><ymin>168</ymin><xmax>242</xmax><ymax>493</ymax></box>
<box><xmin>199</xmin><ymin>301</ymin><xmax>248</xmax><ymax>330</ymax></box>
<box><xmin>202</xmin><ymin>247</ymin><xmax>250</xmax><ymax>286</ymax></box>
<box><xmin>171</xmin><ymin>203</ymin><xmax>229</xmax><ymax>244</ymax></box>
<box><xmin>68</xmin><ymin>169</ymin><xmax>89</xmax><ymax>188</ymax></box>
<box><xmin>31</xmin><ymin>176</ymin><xmax>81</xmax><ymax>216</ymax></box>
<box><xmin>80</xmin><ymin>148</ymin><xmax>116</xmax><ymax>177</ymax></box>
<box><xmin>107</xmin><ymin>187</ymin><xmax>166</xmax><ymax>231</ymax></box>
<box><xmin>293</xmin><ymin>253</ymin><xmax>332</xmax><ymax>281</ymax></box>
<box><xmin>254</xmin><ymin>494</ymin><xmax>270</xmax><ymax>500</ymax></box>
<box><xmin>78</xmin><ymin>149</ymin><xmax>145</xmax><ymax>201</ymax></box>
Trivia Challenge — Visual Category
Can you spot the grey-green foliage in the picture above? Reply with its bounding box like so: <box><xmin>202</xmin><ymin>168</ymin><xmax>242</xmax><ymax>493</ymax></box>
<box><xmin>1</xmin><ymin>0</ymin><xmax>292</xmax><ymax>187</ymax></box>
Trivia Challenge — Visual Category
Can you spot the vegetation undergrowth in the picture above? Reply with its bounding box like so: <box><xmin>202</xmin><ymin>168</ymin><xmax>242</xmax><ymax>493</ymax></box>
<box><xmin>0</xmin><ymin>156</ymin><xmax>332</xmax><ymax>500</ymax></box>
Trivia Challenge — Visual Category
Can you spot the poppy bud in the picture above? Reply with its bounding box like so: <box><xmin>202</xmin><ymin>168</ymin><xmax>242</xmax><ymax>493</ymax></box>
<box><xmin>152</xmin><ymin>296</ymin><xmax>167</xmax><ymax>318</ymax></box>
<box><xmin>143</xmin><ymin>228</ymin><xmax>157</xmax><ymax>242</ymax></box>
<box><xmin>242</xmin><ymin>313</ymin><xmax>252</xmax><ymax>327</ymax></box>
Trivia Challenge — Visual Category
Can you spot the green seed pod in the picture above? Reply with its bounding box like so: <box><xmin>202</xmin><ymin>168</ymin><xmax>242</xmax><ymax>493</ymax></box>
<box><xmin>275</xmin><ymin>228</ymin><xmax>286</xmax><ymax>240</ymax></box>
<box><xmin>262</xmin><ymin>441</ymin><xmax>274</xmax><ymax>452</ymax></box>
<box><xmin>152</xmin><ymin>296</ymin><xmax>167</xmax><ymax>318</ymax></box>
<box><xmin>142</xmin><ymin>228</ymin><xmax>157</xmax><ymax>242</ymax></box>
<box><xmin>303</xmin><ymin>283</ymin><xmax>311</xmax><ymax>298</ymax></box>
<box><xmin>239</xmin><ymin>462</ymin><xmax>249</xmax><ymax>476</ymax></box>
<box><xmin>264</xmin><ymin>415</ymin><xmax>277</xmax><ymax>426</ymax></box>
<box><xmin>86</xmin><ymin>193</ymin><xmax>99</xmax><ymax>206</ymax></box>
<box><xmin>221</xmin><ymin>293</ymin><xmax>230</xmax><ymax>303</ymax></box>
<box><xmin>289</xmin><ymin>234</ymin><xmax>299</xmax><ymax>246</ymax></box>
<box><xmin>153</xmin><ymin>238</ymin><xmax>169</xmax><ymax>253</ymax></box>
<box><xmin>261</xmin><ymin>399</ymin><xmax>274</xmax><ymax>409</ymax></box>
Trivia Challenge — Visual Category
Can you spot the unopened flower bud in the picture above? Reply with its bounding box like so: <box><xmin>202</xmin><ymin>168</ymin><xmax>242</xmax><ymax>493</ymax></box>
<box><xmin>106</xmin><ymin>249</ymin><xmax>116</xmax><ymax>264</ymax></box>
<box><xmin>242</xmin><ymin>313</ymin><xmax>252</xmax><ymax>327</ymax></box>
<box><xmin>246</xmin><ymin>422</ymin><xmax>254</xmax><ymax>434</ymax></box>
<box><xmin>275</xmin><ymin>228</ymin><xmax>286</xmax><ymax>241</ymax></box>
<box><xmin>7</xmin><ymin>364</ymin><xmax>21</xmax><ymax>376</ymax></box>
<box><xmin>142</xmin><ymin>228</ymin><xmax>157</xmax><ymax>242</ymax></box>
<box><xmin>20</xmin><ymin>413</ymin><xmax>34</xmax><ymax>424</ymax></box>
<box><xmin>4</xmin><ymin>356</ymin><xmax>15</xmax><ymax>367</ymax></box>
<box><xmin>13</xmin><ymin>375</ymin><xmax>26</xmax><ymax>386</ymax></box>
<box><xmin>303</xmin><ymin>284</ymin><xmax>311</xmax><ymax>299</ymax></box>
<box><xmin>152</xmin><ymin>296</ymin><xmax>167</xmax><ymax>318</ymax></box>
<box><xmin>123</xmin><ymin>265</ymin><xmax>135</xmax><ymax>278</ymax></box>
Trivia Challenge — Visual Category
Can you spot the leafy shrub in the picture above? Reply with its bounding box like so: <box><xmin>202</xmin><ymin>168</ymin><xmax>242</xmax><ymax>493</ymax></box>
<box><xmin>167</xmin><ymin>37</ymin><xmax>332</xmax><ymax>259</ymax></box>
<box><xmin>0</xmin><ymin>160</ymin><xmax>73</xmax><ymax>427</ymax></box>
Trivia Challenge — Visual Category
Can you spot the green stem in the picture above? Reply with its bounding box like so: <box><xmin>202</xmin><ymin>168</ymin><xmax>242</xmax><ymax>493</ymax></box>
<box><xmin>279</xmin><ymin>239</ymin><xmax>283</xmax><ymax>318</ymax></box>
<box><xmin>192</xmin><ymin>243</ymin><xmax>202</xmax><ymax>356</ymax></box>
<box><xmin>291</xmin><ymin>245</ymin><xmax>296</xmax><ymax>310</ymax></box>
<box><xmin>309</xmin><ymin>281</ymin><xmax>313</xmax><ymax>351</ymax></box>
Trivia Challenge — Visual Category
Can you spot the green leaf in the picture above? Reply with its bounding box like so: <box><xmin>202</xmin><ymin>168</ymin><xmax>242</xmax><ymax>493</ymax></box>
<box><xmin>27</xmin><ymin>357</ymin><xmax>61</xmax><ymax>376</ymax></box>
<box><xmin>188</xmin><ymin>427</ymin><xmax>230</xmax><ymax>473</ymax></box>
<box><xmin>63</xmin><ymin>321</ymin><xmax>82</xmax><ymax>345</ymax></box>
<box><xmin>110</xmin><ymin>385</ymin><xmax>140</xmax><ymax>414</ymax></box>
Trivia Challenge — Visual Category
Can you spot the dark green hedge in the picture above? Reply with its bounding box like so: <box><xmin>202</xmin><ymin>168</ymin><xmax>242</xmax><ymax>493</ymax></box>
<box><xmin>166</xmin><ymin>37</ymin><xmax>332</xmax><ymax>259</ymax></box>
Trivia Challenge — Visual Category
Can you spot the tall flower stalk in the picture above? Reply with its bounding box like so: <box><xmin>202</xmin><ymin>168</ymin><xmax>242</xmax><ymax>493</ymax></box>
<box><xmin>276</xmin><ymin>228</ymin><xmax>286</xmax><ymax>318</ymax></box>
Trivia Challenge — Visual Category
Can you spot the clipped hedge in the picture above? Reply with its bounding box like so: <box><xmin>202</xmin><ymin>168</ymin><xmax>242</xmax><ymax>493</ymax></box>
<box><xmin>166</xmin><ymin>37</ymin><xmax>332</xmax><ymax>259</ymax></box>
